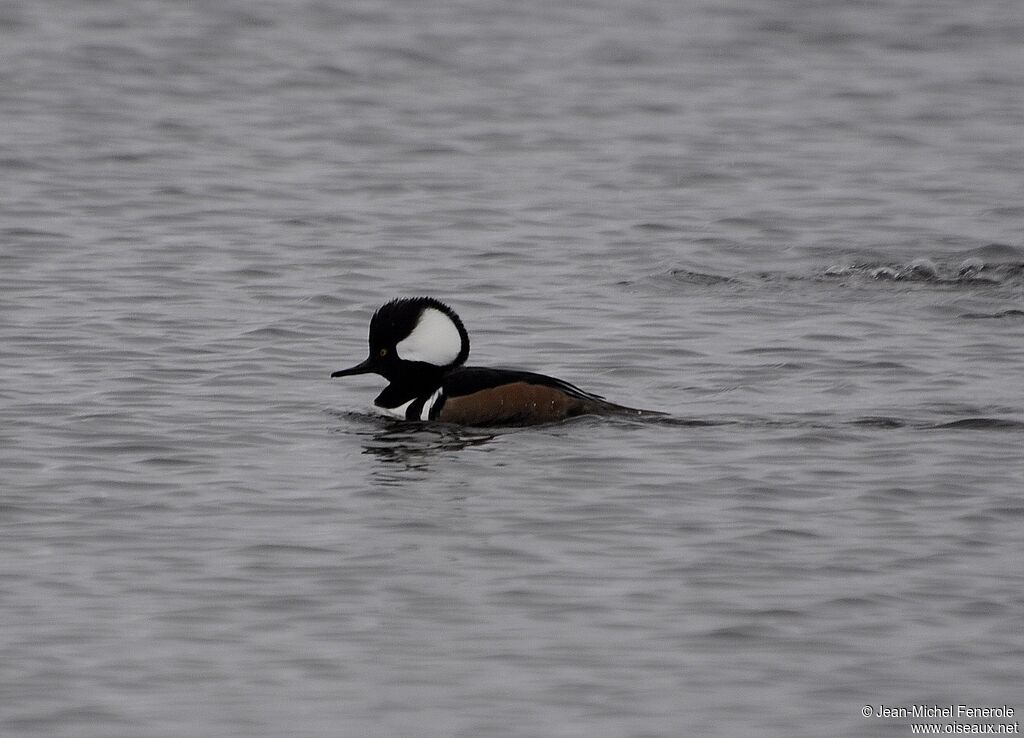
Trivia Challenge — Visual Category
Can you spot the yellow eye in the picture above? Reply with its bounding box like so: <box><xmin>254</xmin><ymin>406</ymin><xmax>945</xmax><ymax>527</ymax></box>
<box><xmin>379</xmin><ymin>347</ymin><xmax>388</xmax><ymax>358</ymax></box>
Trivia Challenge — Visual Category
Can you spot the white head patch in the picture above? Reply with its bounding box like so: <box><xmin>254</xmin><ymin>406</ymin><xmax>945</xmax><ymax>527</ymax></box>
<box><xmin>396</xmin><ymin>307</ymin><xmax>464</xmax><ymax>366</ymax></box>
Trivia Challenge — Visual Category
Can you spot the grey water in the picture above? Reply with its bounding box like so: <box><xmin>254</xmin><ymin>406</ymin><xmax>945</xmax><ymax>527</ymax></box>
<box><xmin>2</xmin><ymin>0</ymin><xmax>1024</xmax><ymax>736</ymax></box>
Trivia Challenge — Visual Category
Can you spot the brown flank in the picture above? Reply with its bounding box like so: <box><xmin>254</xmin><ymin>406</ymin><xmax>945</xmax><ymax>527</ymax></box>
<box><xmin>437</xmin><ymin>381</ymin><xmax>606</xmax><ymax>425</ymax></box>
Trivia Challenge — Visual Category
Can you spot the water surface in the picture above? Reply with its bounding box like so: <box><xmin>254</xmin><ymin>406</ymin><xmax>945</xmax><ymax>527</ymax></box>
<box><xmin>2</xmin><ymin>1</ymin><xmax>1023</xmax><ymax>736</ymax></box>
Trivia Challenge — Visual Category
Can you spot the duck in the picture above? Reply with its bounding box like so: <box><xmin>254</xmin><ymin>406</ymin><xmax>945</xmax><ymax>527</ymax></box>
<box><xmin>331</xmin><ymin>297</ymin><xmax>658</xmax><ymax>426</ymax></box>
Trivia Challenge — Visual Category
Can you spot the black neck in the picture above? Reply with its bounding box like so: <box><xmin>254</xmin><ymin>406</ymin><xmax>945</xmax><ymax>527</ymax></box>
<box><xmin>374</xmin><ymin>362</ymin><xmax>446</xmax><ymax>409</ymax></box>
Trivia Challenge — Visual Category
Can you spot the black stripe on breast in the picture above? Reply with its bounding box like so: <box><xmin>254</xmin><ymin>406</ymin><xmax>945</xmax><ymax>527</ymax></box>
<box><xmin>426</xmin><ymin>391</ymin><xmax>446</xmax><ymax>421</ymax></box>
<box><xmin>406</xmin><ymin>396</ymin><xmax>428</xmax><ymax>420</ymax></box>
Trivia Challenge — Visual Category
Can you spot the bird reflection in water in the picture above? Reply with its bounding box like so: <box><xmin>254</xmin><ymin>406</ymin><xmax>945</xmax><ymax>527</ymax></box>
<box><xmin>329</xmin><ymin>411</ymin><xmax>498</xmax><ymax>480</ymax></box>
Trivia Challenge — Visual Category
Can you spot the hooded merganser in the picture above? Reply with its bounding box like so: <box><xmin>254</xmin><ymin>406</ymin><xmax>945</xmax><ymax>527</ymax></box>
<box><xmin>331</xmin><ymin>297</ymin><xmax>658</xmax><ymax>426</ymax></box>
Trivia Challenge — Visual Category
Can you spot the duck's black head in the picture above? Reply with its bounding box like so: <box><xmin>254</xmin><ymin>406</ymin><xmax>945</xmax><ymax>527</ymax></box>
<box><xmin>330</xmin><ymin>297</ymin><xmax>470</xmax><ymax>383</ymax></box>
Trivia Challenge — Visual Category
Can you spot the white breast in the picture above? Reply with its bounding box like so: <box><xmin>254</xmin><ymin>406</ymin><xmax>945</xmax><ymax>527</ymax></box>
<box><xmin>420</xmin><ymin>387</ymin><xmax>444</xmax><ymax>420</ymax></box>
<box><xmin>376</xmin><ymin>399</ymin><xmax>415</xmax><ymax>419</ymax></box>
